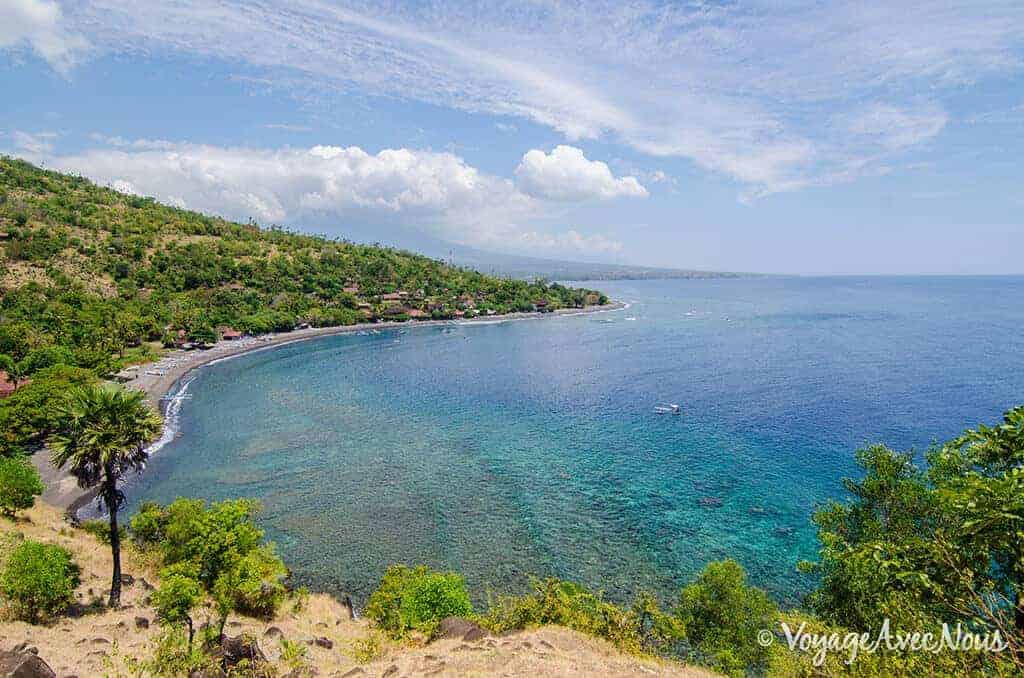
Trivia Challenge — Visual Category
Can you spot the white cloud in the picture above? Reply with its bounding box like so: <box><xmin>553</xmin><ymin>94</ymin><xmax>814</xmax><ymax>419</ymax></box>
<box><xmin>516</xmin><ymin>230</ymin><xmax>623</xmax><ymax>255</ymax></box>
<box><xmin>515</xmin><ymin>146</ymin><xmax>647</xmax><ymax>202</ymax></box>
<box><xmin>0</xmin><ymin>0</ymin><xmax>86</xmax><ymax>72</ymax></box>
<box><xmin>18</xmin><ymin>137</ymin><xmax>624</xmax><ymax>258</ymax></box>
<box><xmin>54</xmin><ymin>1</ymin><xmax>1024</xmax><ymax>197</ymax></box>
<box><xmin>841</xmin><ymin>103</ymin><xmax>948</xmax><ymax>151</ymax></box>
<box><xmin>10</xmin><ymin>130</ymin><xmax>58</xmax><ymax>154</ymax></box>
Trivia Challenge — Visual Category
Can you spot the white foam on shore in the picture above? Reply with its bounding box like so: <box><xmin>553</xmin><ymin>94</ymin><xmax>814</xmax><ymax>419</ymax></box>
<box><xmin>147</xmin><ymin>375</ymin><xmax>196</xmax><ymax>458</ymax></box>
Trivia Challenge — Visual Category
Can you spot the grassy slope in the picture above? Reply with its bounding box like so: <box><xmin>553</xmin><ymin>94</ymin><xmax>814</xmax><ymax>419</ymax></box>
<box><xmin>0</xmin><ymin>504</ymin><xmax>713</xmax><ymax>677</ymax></box>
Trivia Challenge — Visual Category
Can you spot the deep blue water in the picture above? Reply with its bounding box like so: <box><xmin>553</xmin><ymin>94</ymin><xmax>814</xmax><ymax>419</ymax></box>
<box><xmin>125</xmin><ymin>277</ymin><xmax>1024</xmax><ymax>607</ymax></box>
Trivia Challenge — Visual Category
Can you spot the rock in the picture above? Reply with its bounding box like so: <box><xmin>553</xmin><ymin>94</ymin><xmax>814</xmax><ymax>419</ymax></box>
<box><xmin>0</xmin><ymin>657</ymin><xmax>57</xmax><ymax>678</ymax></box>
<box><xmin>90</xmin><ymin>638</ymin><xmax>110</xmax><ymax>646</ymax></box>
<box><xmin>313</xmin><ymin>637</ymin><xmax>333</xmax><ymax>649</ymax></box>
<box><xmin>262</xmin><ymin>626</ymin><xmax>283</xmax><ymax>639</ymax></box>
<box><xmin>206</xmin><ymin>634</ymin><xmax>267</xmax><ymax>672</ymax></box>
<box><xmin>435</xmin><ymin>617</ymin><xmax>488</xmax><ymax>643</ymax></box>
<box><xmin>9</xmin><ymin>643</ymin><xmax>37</xmax><ymax>655</ymax></box>
<box><xmin>381</xmin><ymin>665</ymin><xmax>399</xmax><ymax>678</ymax></box>
<box><xmin>120</xmin><ymin>573</ymin><xmax>134</xmax><ymax>586</ymax></box>
<box><xmin>135</xmin><ymin>616</ymin><xmax>150</xmax><ymax>629</ymax></box>
<box><xmin>339</xmin><ymin>669</ymin><xmax>364</xmax><ymax>677</ymax></box>
<box><xmin>138</xmin><ymin>578</ymin><xmax>156</xmax><ymax>592</ymax></box>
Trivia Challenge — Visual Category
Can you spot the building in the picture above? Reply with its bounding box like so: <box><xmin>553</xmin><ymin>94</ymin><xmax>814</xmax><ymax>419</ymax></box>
<box><xmin>407</xmin><ymin>309</ymin><xmax>428</xmax><ymax>319</ymax></box>
<box><xmin>218</xmin><ymin>326</ymin><xmax>244</xmax><ymax>340</ymax></box>
<box><xmin>0</xmin><ymin>371</ymin><xmax>27</xmax><ymax>399</ymax></box>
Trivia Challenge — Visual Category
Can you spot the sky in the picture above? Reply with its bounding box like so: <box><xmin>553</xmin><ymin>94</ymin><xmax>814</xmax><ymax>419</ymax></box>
<box><xmin>1</xmin><ymin>0</ymin><xmax>1023</xmax><ymax>274</ymax></box>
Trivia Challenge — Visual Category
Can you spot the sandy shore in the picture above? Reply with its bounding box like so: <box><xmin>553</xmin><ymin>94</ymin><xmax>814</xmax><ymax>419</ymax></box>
<box><xmin>34</xmin><ymin>302</ymin><xmax>624</xmax><ymax>515</ymax></box>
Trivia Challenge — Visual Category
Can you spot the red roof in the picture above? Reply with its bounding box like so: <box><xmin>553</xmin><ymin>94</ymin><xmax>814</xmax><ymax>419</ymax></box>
<box><xmin>0</xmin><ymin>371</ymin><xmax>27</xmax><ymax>398</ymax></box>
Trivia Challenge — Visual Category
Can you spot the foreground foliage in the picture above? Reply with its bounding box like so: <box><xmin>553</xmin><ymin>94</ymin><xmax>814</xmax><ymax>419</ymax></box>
<box><xmin>132</xmin><ymin>498</ymin><xmax>289</xmax><ymax>637</ymax></box>
<box><xmin>364</xmin><ymin>564</ymin><xmax>473</xmax><ymax>638</ymax></box>
<box><xmin>0</xmin><ymin>454</ymin><xmax>43</xmax><ymax>517</ymax></box>
<box><xmin>0</xmin><ymin>538</ymin><xmax>80</xmax><ymax>622</ymax></box>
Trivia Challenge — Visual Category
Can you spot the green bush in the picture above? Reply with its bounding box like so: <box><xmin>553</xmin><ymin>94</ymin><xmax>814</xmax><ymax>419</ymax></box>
<box><xmin>364</xmin><ymin>564</ymin><xmax>473</xmax><ymax>637</ymax></box>
<box><xmin>0</xmin><ymin>455</ymin><xmax>43</xmax><ymax>516</ymax></box>
<box><xmin>129</xmin><ymin>498</ymin><xmax>288</xmax><ymax>630</ymax></box>
<box><xmin>0</xmin><ymin>540</ymin><xmax>80</xmax><ymax>622</ymax></box>
<box><xmin>480</xmin><ymin>579</ymin><xmax>681</xmax><ymax>655</ymax></box>
<box><xmin>676</xmin><ymin>560</ymin><xmax>778</xmax><ymax>677</ymax></box>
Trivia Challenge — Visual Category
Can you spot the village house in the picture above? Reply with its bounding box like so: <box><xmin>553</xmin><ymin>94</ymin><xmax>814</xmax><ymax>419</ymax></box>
<box><xmin>407</xmin><ymin>309</ymin><xmax>428</xmax><ymax>319</ymax></box>
<box><xmin>0</xmin><ymin>371</ymin><xmax>28</xmax><ymax>399</ymax></box>
<box><xmin>218</xmin><ymin>326</ymin><xmax>244</xmax><ymax>340</ymax></box>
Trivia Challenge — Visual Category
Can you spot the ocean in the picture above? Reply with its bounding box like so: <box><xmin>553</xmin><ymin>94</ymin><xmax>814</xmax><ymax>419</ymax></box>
<box><xmin>124</xmin><ymin>276</ymin><xmax>1024</xmax><ymax>607</ymax></box>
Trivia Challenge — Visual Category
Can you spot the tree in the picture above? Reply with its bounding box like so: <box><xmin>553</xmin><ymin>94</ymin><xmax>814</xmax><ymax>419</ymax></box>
<box><xmin>49</xmin><ymin>385</ymin><xmax>162</xmax><ymax>608</ymax></box>
<box><xmin>152</xmin><ymin>565</ymin><xmax>204</xmax><ymax>648</ymax></box>
<box><xmin>930</xmin><ymin>406</ymin><xmax>1024</xmax><ymax>635</ymax></box>
<box><xmin>130</xmin><ymin>498</ymin><xmax>288</xmax><ymax>637</ymax></box>
<box><xmin>0</xmin><ymin>455</ymin><xmax>44</xmax><ymax>517</ymax></box>
<box><xmin>676</xmin><ymin>559</ymin><xmax>777</xmax><ymax>677</ymax></box>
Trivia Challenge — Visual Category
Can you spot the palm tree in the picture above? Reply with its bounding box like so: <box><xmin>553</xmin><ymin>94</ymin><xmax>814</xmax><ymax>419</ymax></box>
<box><xmin>50</xmin><ymin>385</ymin><xmax>162</xmax><ymax>608</ymax></box>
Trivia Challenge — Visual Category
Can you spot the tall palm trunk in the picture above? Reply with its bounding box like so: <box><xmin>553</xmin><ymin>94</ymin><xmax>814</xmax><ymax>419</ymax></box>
<box><xmin>104</xmin><ymin>474</ymin><xmax>123</xmax><ymax>608</ymax></box>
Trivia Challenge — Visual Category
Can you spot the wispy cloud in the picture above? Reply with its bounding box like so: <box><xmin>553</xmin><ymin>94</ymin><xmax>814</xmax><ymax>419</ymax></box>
<box><xmin>0</xmin><ymin>0</ymin><xmax>87</xmax><ymax>73</ymax></box>
<box><xmin>43</xmin><ymin>1</ymin><xmax>1024</xmax><ymax>196</ymax></box>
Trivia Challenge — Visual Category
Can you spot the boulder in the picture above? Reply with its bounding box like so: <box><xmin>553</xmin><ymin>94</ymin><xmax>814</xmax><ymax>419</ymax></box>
<box><xmin>134</xmin><ymin>616</ymin><xmax>150</xmax><ymax>630</ymax></box>
<box><xmin>313</xmin><ymin>636</ymin><xmax>333</xmax><ymax>649</ymax></box>
<box><xmin>0</xmin><ymin>645</ymin><xmax>56</xmax><ymax>678</ymax></box>
<box><xmin>206</xmin><ymin>634</ymin><xmax>267</xmax><ymax>673</ymax></box>
<box><xmin>435</xmin><ymin>617</ymin><xmax>488</xmax><ymax>643</ymax></box>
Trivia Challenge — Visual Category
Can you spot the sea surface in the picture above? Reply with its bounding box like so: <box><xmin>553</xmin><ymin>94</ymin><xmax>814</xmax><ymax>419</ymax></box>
<box><xmin>124</xmin><ymin>277</ymin><xmax>1024</xmax><ymax>607</ymax></box>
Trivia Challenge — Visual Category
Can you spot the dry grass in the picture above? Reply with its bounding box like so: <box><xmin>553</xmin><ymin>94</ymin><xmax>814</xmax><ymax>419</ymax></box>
<box><xmin>0</xmin><ymin>502</ymin><xmax>716</xmax><ymax>677</ymax></box>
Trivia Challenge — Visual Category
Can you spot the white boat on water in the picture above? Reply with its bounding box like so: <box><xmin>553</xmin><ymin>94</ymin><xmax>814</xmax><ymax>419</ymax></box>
<box><xmin>654</xmin><ymin>403</ymin><xmax>682</xmax><ymax>415</ymax></box>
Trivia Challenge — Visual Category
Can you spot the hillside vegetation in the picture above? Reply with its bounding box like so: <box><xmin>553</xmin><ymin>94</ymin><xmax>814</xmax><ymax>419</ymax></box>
<box><xmin>0</xmin><ymin>155</ymin><xmax>605</xmax><ymax>360</ymax></box>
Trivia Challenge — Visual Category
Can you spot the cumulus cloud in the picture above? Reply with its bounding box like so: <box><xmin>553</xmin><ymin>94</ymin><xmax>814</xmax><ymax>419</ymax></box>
<box><xmin>0</xmin><ymin>0</ymin><xmax>86</xmax><ymax>72</ymax></box>
<box><xmin>19</xmin><ymin>137</ymin><xmax>625</xmax><ymax>258</ymax></box>
<box><xmin>52</xmin><ymin>1</ymin><xmax>1024</xmax><ymax>196</ymax></box>
<box><xmin>515</xmin><ymin>146</ymin><xmax>647</xmax><ymax>201</ymax></box>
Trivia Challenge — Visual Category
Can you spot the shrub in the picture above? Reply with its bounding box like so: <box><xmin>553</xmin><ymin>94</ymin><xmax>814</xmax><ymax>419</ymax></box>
<box><xmin>0</xmin><ymin>455</ymin><xmax>43</xmax><ymax>517</ymax></box>
<box><xmin>364</xmin><ymin>564</ymin><xmax>472</xmax><ymax>638</ymax></box>
<box><xmin>0</xmin><ymin>540</ymin><xmax>80</xmax><ymax>622</ymax></box>
<box><xmin>676</xmin><ymin>560</ymin><xmax>777</xmax><ymax>677</ymax></box>
<box><xmin>479</xmin><ymin>579</ymin><xmax>674</xmax><ymax>655</ymax></box>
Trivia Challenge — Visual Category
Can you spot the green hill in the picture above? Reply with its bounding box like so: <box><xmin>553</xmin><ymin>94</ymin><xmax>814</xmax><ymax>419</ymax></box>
<box><xmin>0</xmin><ymin>156</ymin><xmax>606</xmax><ymax>361</ymax></box>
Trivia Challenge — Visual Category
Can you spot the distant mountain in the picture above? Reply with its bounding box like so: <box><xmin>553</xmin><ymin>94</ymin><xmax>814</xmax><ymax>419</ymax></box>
<box><xmin>442</xmin><ymin>245</ymin><xmax>740</xmax><ymax>281</ymax></box>
<box><xmin>304</xmin><ymin>225</ymin><xmax>739</xmax><ymax>281</ymax></box>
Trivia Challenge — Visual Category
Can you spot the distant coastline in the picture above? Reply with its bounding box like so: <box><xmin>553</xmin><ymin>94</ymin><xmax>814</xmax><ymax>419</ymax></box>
<box><xmin>39</xmin><ymin>301</ymin><xmax>625</xmax><ymax>518</ymax></box>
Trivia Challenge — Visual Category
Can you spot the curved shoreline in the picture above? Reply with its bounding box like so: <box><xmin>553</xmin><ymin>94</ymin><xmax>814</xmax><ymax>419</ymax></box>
<box><xmin>44</xmin><ymin>301</ymin><xmax>625</xmax><ymax>518</ymax></box>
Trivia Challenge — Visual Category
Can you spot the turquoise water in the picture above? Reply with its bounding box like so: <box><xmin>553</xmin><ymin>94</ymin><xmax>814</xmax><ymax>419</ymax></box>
<box><xmin>125</xmin><ymin>277</ymin><xmax>1024</xmax><ymax>607</ymax></box>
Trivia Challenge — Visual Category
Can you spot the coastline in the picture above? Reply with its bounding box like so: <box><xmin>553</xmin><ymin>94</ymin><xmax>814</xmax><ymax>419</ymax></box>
<box><xmin>37</xmin><ymin>301</ymin><xmax>625</xmax><ymax>518</ymax></box>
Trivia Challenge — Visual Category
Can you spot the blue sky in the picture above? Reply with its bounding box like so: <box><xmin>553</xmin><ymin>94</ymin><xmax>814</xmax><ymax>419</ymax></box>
<box><xmin>1</xmin><ymin>1</ymin><xmax>1023</xmax><ymax>274</ymax></box>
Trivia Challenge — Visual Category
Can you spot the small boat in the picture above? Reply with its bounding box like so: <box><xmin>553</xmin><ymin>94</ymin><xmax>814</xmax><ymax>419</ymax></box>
<box><xmin>654</xmin><ymin>403</ymin><xmax>682</xmax><ymax>415</ymax></box>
